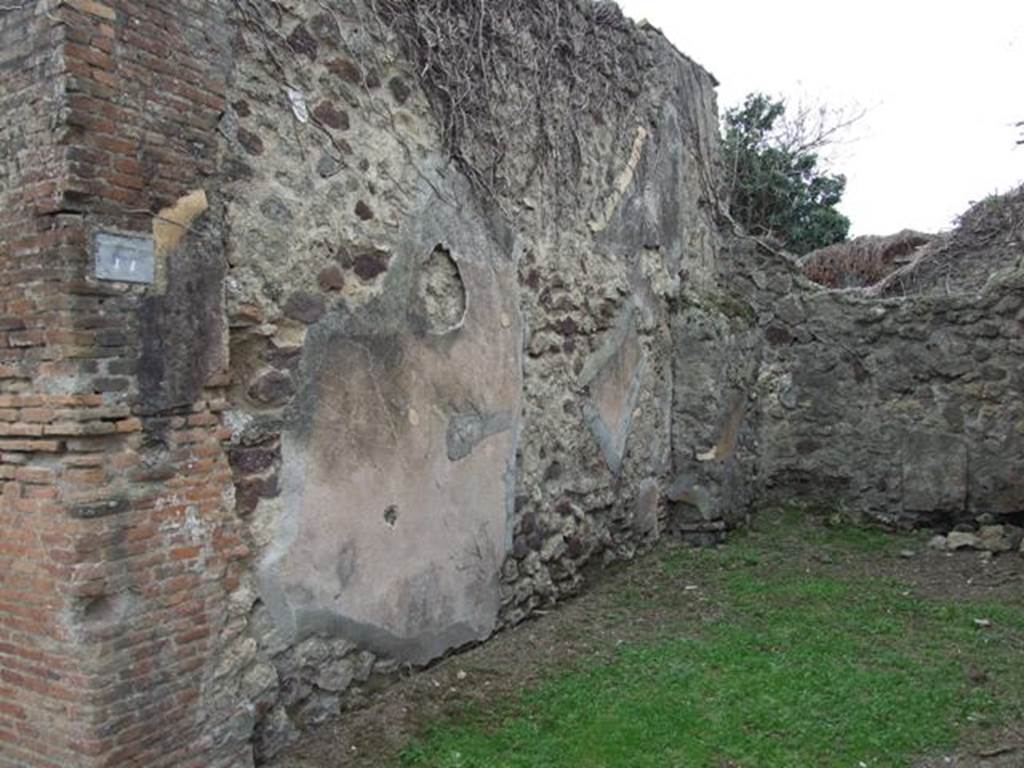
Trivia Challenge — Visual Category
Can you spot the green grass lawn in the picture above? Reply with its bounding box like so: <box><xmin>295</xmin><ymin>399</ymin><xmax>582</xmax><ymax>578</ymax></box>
<box><xmin>397</xmin><ymin>516</ymin><xmax>1024</xmax><ymax>768</ymax></box>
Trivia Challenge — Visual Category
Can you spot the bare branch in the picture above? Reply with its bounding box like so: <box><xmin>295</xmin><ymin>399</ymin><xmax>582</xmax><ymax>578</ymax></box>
<box><xmin>772</xmin><ymin>98</ymin><xmax>868</xmax><ymax>160</ymax></box>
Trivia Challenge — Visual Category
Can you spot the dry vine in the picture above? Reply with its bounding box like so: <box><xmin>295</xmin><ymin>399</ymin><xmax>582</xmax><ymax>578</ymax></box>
<box><xmin>370</xmin><ymin>0</ymin><xmax>653</xmax><ymax>204</ymax></box>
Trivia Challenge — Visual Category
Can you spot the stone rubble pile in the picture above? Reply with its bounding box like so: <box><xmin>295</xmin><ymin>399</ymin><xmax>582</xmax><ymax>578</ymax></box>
<box><xmin>928</xmin><ymin>524</ymin><xmax>1024</xmax><ymax>556</ymax></box>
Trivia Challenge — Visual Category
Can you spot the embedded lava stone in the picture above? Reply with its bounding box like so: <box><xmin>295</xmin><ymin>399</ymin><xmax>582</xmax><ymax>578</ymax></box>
<box><xmin>313</xmin><ymin>101</ymin><xmax>349</xmax><ymax>131</ymax></box>
<box><xmin>286</xmin><ymin>23</ymin><xmax>318</xmax><ymax>59</ymax></box>
<box><xmin>353</xmin><ymin>251</ymin><xmax>390</xmax><ymax>281</ymax></box>
<box><xmin>283</xmin><ymin>292</ymin><xmax>326</xmax><ymax>324</ymax></box>
<box><xmin>354</xmin><ymin>200</ymin><xmax>374</xmax><ymax>221</ymax></box>
<box><xmin>318</xmin><ymin>265</ymin><xmax>346</xmax><ymax>292</ymax></box>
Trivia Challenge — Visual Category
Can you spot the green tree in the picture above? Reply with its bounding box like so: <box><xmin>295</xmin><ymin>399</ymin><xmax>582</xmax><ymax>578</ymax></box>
<box><xmin>722</xmin><ymin>93</ymin><xmax>854</xmax><ymax>255</ymax></box>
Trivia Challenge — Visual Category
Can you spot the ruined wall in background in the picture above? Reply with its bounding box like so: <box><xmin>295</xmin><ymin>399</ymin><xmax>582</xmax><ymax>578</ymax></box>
<box><xmin>725</xmin><ymin>234</ymin><xmax>1024</xmax><ymax>530</ymax></box>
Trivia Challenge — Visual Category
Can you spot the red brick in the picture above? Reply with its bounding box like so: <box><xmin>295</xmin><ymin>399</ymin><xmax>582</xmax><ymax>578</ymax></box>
<box><xmin>0</xmin><ymin>4</ymin><xmax>239</xmax><ymax>765</ymax></box>
<box><xmin>64</xmin><ymin>468</ymin><xmax>106</xmax><ymax>485</ymax></box>
<box><xmin>169</xmin><ymin>546</ymin><xmax>201</xmax><ymax>562</ymax></box>
<box><xmin>0</xmin><ymin>396</ymin><xmax>44</xmax><ymax>410</ymax></box>
<box><xmin>20</xmin><ymin>408</ymin><xmax>56</xmax><ymax>423</ymax></box>
<box><xmin>65</xmin><ymin>0</ymin><xmax>116</xmax><ymax>20</ymax></box>
<box><xmin>65</xmin><ymin>43</ymin><xmax>114</xmax><ymax>71</ymax></box>
<box><xmin>0</xmin><ymin>424</ymin><xmax>44</xmax><ymax>437</ymax></box>
<box><xmin>0</xmin><ymin>440</ymin><xmax>62</xmax><ymax>453</ymax></box>
<box><xmin>13</xmin><ymin>467</ymin><xmax>55</xmax><ymax>485</ymax></box>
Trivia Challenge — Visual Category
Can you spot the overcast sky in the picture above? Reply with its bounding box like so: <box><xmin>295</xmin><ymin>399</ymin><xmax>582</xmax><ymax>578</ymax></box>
<box><xmin>617</xmin><ymin>1</ymin><xmax>1024</xmax><ymax>236</ymax></box>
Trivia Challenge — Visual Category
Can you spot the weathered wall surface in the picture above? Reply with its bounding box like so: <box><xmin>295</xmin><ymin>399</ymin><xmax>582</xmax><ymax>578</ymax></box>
<box><xmin>4</xmin><ymin>2</ymin><xmax>1022</xmax><ymax>767</ymax></box>
<box><xmin>2</xmin><ymin>2</ymin><xmax>247</xmax><ymax>767</ymax></box>
<box><xmin>0</xmin><ymin>5</ymin><xmax>86</xmax><ymax>765</ymax></box>
<box><xmin>259</xmin><ymin>170</ymin><xmax>523</xmax><ymax>666</ymax></box>
<box><xmin>725</xmin><ymin>236</ymin><xmax>1024</xmax><ymax>529</ymax></box>
<box><xmin>211</xmin><ymin>0</ymin><xmax>729</xmax><ymax>759</ymax></box>
<box><xmin>669</xmin><ymin>295</ymin><xmax>762</xmax><ymax>543</ymax></box>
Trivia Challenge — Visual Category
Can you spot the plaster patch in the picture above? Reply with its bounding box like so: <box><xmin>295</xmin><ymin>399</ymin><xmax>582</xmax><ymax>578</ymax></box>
<box><xmin>154</xmin><ymin>189</ymin><xmax>208</xmax><ymax>258</ymax></box>
<box><xmin>153</xmin><ymin>189</ymin><xmax>209</xmax><ymax>292</ymax></box>
<box><xmin>581</xmin><ymin>306</ymin><xmax>646</xmax><ymax>474</ymax></box>
<box><xmin>590</xmin><ymin>125</ymin><xmax>648</xmax><ymax>233</ymax></box>
<box><xmin>257</xmin><ymin>170</ymin><xmax>523</xmax><ymax>666</ymax></box>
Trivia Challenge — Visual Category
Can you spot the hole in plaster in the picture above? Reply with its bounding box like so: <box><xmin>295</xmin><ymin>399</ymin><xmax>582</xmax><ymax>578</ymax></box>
<box><xmin>383</xmin><ymin>505</ymin><xmax>399</xmax><ymax>527</ymax></box>
<box><xmin>415</xmin><ymin>244</ymin><xmax>466</xmax><ymax>335</ymax></box>
<box><xmin>999</xmin><ymin>510</ymin><xmax>1024</xmax><ymax>527</ymax></box>
<box><xmin>81</xmin><ymin>591</ymin><xmax>136</xmax><ymax>625</ymax></box>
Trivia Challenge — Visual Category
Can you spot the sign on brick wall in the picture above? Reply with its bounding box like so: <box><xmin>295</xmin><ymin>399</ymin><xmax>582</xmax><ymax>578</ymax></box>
<box><xmin>94</xmin><ymin>231</ymin><xmax>156</xmax><ymax>284</ymax></box>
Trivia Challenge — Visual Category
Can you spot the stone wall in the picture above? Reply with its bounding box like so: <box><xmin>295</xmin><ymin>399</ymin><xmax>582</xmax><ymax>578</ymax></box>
<box><xmin>212</xmin><ymin>0</ymin><xmax>726</xmax><ymax>758</ymax></box>
<box><xmin>725</xmin><ymin>237</ymin><xmax>1024</xmax><ymax>529</ymax></box>
<box><xmin>2</xmin><ymin>2</ymin><xmax>1022</xmax><ymax>767</ymax></box>
<box><xmin>1</xmin><ymin>1</ymin><xmax>736</xmax><ymax>765</ymax></box>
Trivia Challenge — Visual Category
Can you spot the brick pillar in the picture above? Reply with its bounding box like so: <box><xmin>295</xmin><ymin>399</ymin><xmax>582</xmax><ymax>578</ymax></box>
<box><xmin>1</xmin><ymin>7</ymin><xmax>86</xmax><ymax>766</ymax></box>
<box><xmin>1</xmin><ymin>2</ymin><xmax>248</xmax><ymax>766</ymax></box>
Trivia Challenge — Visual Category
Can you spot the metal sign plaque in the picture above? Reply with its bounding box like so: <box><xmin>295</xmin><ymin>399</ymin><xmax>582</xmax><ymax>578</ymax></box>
<box><xmin>94</xmin><ymin>232</ymin><xmax>156</xmax><ymax>284</ymax></box>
